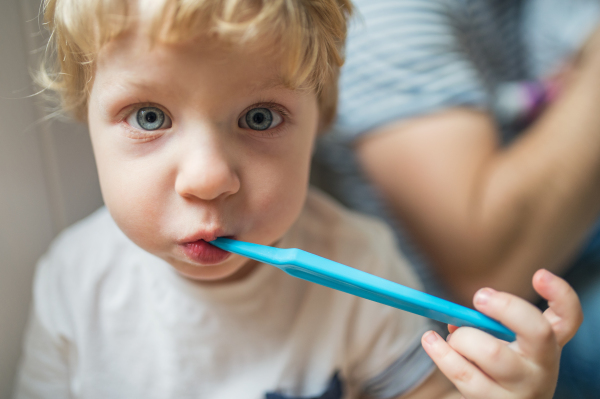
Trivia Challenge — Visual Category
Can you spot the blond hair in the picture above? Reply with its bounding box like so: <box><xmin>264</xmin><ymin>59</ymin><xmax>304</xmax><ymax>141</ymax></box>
<box><xmin>39</xmin><ymin>0</ymin><xmax>351</xmax><ymax>129</ymax></box>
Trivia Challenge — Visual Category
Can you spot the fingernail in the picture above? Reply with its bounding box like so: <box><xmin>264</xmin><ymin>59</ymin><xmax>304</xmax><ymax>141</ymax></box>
<box><xmin>475</xmin><ymin>288</ymin><xmax>495</xmax><ymax>305</ymax></box>
<box><xmin>424</xmin><ymin>331</ymin><xmax>438</xmax><ymax>344</ymax></box>
<box><xmin>446</xmin><ymin>333</ymin><xmax>452</xmax><ymax>342</ymax></box>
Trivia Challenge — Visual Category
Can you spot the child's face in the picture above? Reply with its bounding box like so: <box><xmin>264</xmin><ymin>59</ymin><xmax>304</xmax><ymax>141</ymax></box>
<box><xmin>88</xmin><ymin>29</ymin><xmax>319</xmax><ymax>282</ymax></box>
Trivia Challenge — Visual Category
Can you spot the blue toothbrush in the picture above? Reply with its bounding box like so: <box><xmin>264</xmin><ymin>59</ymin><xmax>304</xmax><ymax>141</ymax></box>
<box><xmin>211</xmin><ymin>237</ymin><xmax>516</xmax><ymax>341</ymax></box>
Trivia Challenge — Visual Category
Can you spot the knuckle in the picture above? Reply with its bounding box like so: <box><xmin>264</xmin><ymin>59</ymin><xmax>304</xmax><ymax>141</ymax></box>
<box><xmin>484</xmin><ymin>341</ymin><xmax>503</xmax><ymax>361</ymax></box>
<box><xmin>451</xmin><ymin>366</ymin><xmax>475</xmax><ymax>384</ymax></box>
<box><xmin>533</xmin><ymin>321</ymin><xmax>554</xmax><ymax>342</ymax></box>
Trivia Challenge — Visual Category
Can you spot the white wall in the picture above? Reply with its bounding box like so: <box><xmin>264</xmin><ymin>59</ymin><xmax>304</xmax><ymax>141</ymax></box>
<box><xmin>0</xmin><ymin>0</ymin><xmax>103</xmax><ymax>396</ymax></box>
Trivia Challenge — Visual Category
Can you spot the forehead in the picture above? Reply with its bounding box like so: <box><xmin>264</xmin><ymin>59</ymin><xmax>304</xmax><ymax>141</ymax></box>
<box><xmin>94</xmin><ymin>29</ymin><xmax>290</xmax><ymax>103</ymax></box>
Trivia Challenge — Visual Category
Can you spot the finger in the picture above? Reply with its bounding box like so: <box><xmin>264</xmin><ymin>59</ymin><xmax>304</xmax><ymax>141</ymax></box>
<box><xmin>447</xmin><ymin>327</ymin><xmax>526</xmax><ymax>386</ymax></box>
<box><xmin>422</xmin><ymin>331</ymin><xmax>507</xmax><ymax>399</ymax></box>
<box><xmin>448</xmin><ymin>324</ymin><xmax>459</xmax><ymax>334</ymax></box>
<box><xmin>473</xmin><ymin>288</ymin><xmax>557</xmax><ymax>363</ymax></box>
<box><xmin>532</xmin><ymin>269</ymin><xmax>583</xmax><ymax>347</ymax></box>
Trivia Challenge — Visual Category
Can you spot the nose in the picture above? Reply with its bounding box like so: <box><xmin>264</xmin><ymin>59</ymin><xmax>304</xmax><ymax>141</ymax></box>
<box><xmin>174</xmin><ymin>131</ymin><xmax>240</xmax><ymax>201</ymax></box>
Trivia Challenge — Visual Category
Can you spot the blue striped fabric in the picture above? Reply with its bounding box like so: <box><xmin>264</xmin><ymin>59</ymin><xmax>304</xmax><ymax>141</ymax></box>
<box><xmin>313</xmin><ymin>0</ymin><xmax>600</xmax><ymax>298</ymax></box>
<box><xmin>331</xmin><ymin>0</ymin><xmax>600</xmax><ymax>141</ymax></box>
<box><xmin>333</xmin><ymin>0</ymin><xmax>489</xmax><ymax>141</ymax></box>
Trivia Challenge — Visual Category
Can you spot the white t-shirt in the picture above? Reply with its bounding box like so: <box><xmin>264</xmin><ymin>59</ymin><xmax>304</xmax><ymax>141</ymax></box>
<box><xmin>14</xmin><ymin>189</ymin><xmax>435</xmax><ymax>399</ymax></box>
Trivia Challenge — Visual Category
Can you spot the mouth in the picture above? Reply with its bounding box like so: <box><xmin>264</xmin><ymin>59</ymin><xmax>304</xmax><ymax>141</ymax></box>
<box><xmin>180</xmin><ymin>235</ymin><xmax>233</xmax><ymax>265</ymax></box>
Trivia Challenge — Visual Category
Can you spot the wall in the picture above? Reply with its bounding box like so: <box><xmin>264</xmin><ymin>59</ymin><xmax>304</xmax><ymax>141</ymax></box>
<box><xmin>0</xmin><ymin>0</ymin><xmax>103</xmax><ymax>396</ymax></box>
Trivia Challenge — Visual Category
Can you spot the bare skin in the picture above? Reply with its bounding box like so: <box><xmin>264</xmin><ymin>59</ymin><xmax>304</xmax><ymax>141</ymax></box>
<box><xmin>390</xmin><ymin>270</ymin><xmax>582</xmax><ymax>399</ymax></box>
<box><xmin>357</xmin><ymin>27</ymin><xmax>600</xmax><ymax>304</ymax></box>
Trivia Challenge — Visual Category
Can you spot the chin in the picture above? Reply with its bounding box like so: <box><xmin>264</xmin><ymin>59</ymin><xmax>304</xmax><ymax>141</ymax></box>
<box><xmin>172</xmin><ymin>256</ymin><xmax>253</xmax><ymax>283</ymax></box>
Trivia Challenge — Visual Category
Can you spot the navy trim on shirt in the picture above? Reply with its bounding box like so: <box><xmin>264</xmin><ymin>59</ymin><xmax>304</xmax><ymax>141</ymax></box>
<box><xmin>265</xmin><ymin>372</ymin><xmax>343</xmax><ymax>399</ymax></box>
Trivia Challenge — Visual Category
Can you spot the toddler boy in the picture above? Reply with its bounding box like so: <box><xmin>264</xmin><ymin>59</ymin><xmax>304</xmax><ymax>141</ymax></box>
<box><xmin>15</xmin><ymin>0</ymin><xmax>582</xmax><ymax>398</ymax></box>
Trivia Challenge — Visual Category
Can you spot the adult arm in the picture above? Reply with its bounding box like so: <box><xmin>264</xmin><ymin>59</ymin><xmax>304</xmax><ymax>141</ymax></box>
<box><xmin>356</xmin><ymin>33</ymin><xmax>600</xmax><ymax>304</ymax></box>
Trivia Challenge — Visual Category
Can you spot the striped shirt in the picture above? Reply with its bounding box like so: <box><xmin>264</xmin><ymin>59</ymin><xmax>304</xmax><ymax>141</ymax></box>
<box><xmin>313</xmin><ymin>0</ymin><xmax>600</xmax><ymax>296</ymax></box>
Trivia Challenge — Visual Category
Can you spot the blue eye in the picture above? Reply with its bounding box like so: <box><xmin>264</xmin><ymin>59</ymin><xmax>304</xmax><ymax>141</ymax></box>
<box><xmin>127</xmin><ymin>106</ymin><xmax>172</xmax><ymax>131</ymax></box>
<box><xmin>246</xmin><ymin>108</ymin><xmax>272</xmax><ymax>130</ymax></box>
<box><xmin>137</xmin><ymin>107</ymin><xmax>164</xmax><ymax>130</ymax></box>
<box><xmin>239</xmin><ymin>107</ymin><xmax>283</xmax><ymax>131</ymax></box>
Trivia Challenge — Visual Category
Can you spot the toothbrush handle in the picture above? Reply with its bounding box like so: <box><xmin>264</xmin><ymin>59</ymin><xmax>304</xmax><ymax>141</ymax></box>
<box><xmin>211</xmin><ymin>238</ymin><xmax>516</xmax><ymax>341</ymax></box>
<box><xmin>289</xmin><ymin>251</ymin><xmax>515</xmax><ymax>341</ymax></box>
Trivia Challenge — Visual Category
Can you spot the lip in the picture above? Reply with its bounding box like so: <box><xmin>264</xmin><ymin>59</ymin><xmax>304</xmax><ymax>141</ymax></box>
<box><xmin>179</xmin><ymin>233</ymin><xmax>234</xmax><ymax>265</ymax></box>
<box><xmin>180</xmin><ymin>240</ymin><xmax>231</xmax><ymax>265</ymax></box>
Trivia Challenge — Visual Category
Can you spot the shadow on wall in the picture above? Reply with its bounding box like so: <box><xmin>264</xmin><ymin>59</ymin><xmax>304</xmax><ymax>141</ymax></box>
<box><xmin>0</xmin><ymin>0</ymin><xmax>103</xmax><ymax>397</ymax></box>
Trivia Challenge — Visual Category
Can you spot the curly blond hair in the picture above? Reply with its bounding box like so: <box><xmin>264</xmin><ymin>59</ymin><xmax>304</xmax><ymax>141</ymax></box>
<box><xmin>39</xmin><ymin>0</ymin><xmax>352</xmax><ymax>129</ymax></box>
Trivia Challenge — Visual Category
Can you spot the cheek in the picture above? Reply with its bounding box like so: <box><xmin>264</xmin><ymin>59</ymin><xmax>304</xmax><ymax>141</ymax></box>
<box><xmin>245</xmin><ymin>135</ymin><xmax>314</xmax><ymax>240</ymax></box>
<box><xmin>88</xmin><ymin>106</ymin><xmax>171</xmax><ymax>241</ymax></box>
<box><xmin>257</xmin><ymin>110</ymin><xmax>317</xmax><ymax>233</ymax></box>
<box><xmin>103</xmin><ymin>167</ymin><xmax>162</xmax><ymax>241</ymax></box>
<box><xmin>92</xmin><ymin>137</ymin><xmax>172</xmax><ymax>249</ymax></box>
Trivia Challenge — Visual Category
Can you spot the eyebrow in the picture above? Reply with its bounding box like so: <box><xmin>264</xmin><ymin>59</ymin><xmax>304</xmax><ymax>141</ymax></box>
<box><xmin>104</xmin><ymin>75</ymin><xmax>289</xmax><ymax>98</ymax></box>
<box><xmin>104</xmin><ymin>79</ymin><xmax>179</xmax><ymax>97</ymax></box>
<box><xmin>252</xmin><ymin>77</ymin><xmax>288</xmax><ymax>91</ymax></box>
